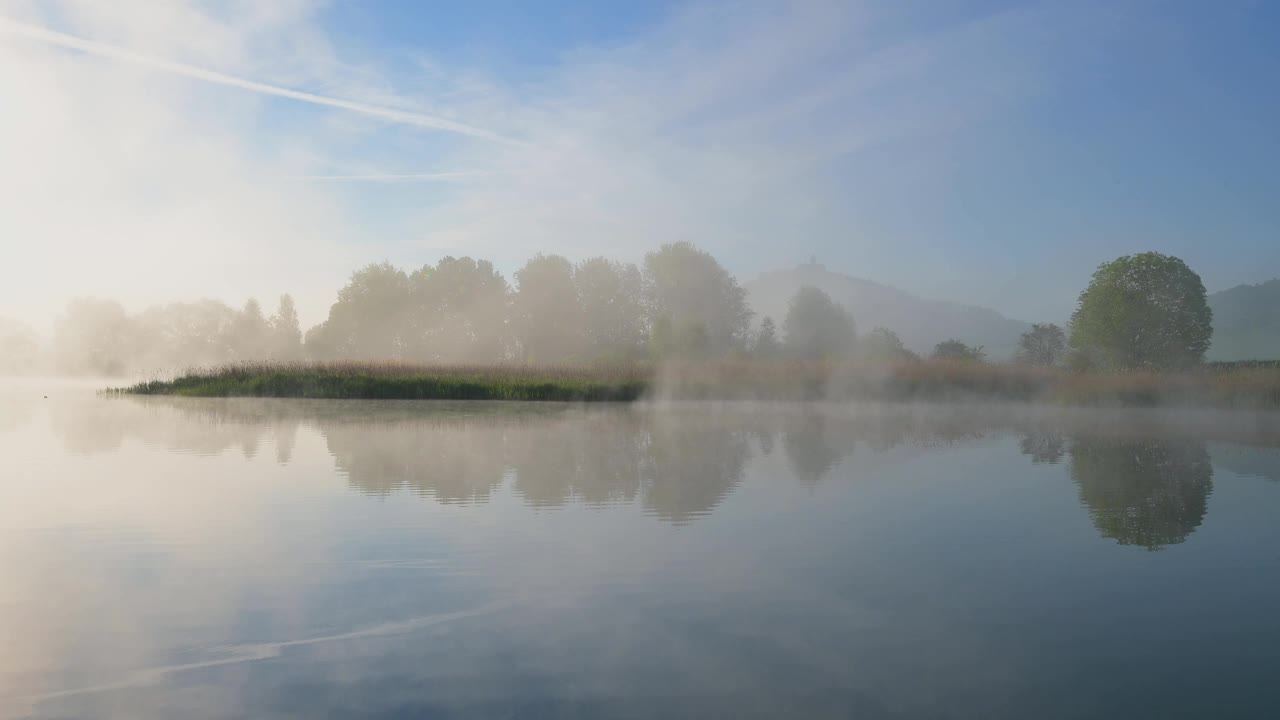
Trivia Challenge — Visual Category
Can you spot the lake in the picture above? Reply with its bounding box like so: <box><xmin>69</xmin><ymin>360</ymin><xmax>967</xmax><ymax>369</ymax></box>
<box><xmin>3</xmin><ymin>381</ymin><xmax>1280</xmax><ymax>719</ymax></box>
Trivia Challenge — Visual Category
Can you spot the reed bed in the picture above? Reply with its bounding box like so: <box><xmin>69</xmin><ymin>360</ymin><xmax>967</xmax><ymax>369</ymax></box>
<box><xmin>119</xmin><ymin>360</ymin><xmax>650</xmax><ymax>401</ymax></box>
<box><xmin>114</xmin><ymin>359</ymin><xmax>1280</xmax><ymax>408</ymax></box>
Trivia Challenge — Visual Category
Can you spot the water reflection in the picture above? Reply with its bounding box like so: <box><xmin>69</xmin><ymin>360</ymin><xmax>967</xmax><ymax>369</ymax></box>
<box><xmin>1210</xmin><ymin>443</ymin><xmax>1280</xmax><ymax>483</ymax></box>
<box><xmin>323</xmin><ymin>410</ymin><xmax>749</xmax><ymax>522</ymax></box>
<box><xmin>1019</xmin><ymin>432</ymin><xmax>1066</xmax><ymax>464</ymax></box>
<box><xmin>37</xmin><ymin>396</ymin><xmax>1280</xmax><ymax>542</ymax></box>
<box><xmin>1069</xmin><ymin>437</ymin><xmax>1213</xmax><ymax>550</ymax></box>
<box><xmin>1017</xmin><ymin>429</ymin><xmax>1215</xmax><ymax>550</ymax></box>
<box><xmin>48</xmin><ymin>395</ymin><xmax>303</xmax><ymax>459</ymax></box>
<box><xmin>8</xmin><ymin>389</ymin><xmax>1280</xmax><ymax>718</ymax></box>
<box><xmin>640</xmin><ymin>415</ymin><xmax>749</xmax><ymax>523</ymax></box>
<box><xmin>504</xmin><ymin>412</ymin><xmax>645</xmax><ymax>508</ymax></box>
<box><xmin>326</xmin><ymin>417</ymin><xmax>509</xmax><ymax>503</ymax></box>
<box><xmin>0</xmin><ymin>394</ymin><xmax>36</xmax><ymax>435</ymax></box>
<box><xmin>782</xmin><ymin>411</ymin><xmax>851</xmax><ymax>487</ymax></box>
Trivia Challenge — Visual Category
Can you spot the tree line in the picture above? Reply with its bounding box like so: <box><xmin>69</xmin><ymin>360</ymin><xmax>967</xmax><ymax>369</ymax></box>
<box><xmin>30</xmin><ymin>245</ymin><xmax>1218</xmax><ymax>375</ymax></box>
<box><xmin>52</xmin><ymin>296</ymin><xmax>302</xmax><ymax>375</ymax></box>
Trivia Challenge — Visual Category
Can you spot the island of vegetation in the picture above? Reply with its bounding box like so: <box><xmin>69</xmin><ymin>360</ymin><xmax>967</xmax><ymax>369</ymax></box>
<box><xmin>103</xmin><ymin>244</ymin><xmax>1280</xmax><ymax>407</ymax></box>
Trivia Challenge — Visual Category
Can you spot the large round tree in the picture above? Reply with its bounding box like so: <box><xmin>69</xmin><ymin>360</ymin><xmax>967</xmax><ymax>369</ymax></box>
<box><xmin>1069</xmin><ymin>252</ymin><xmax>1212</xmax><ymax>370</ymax></box>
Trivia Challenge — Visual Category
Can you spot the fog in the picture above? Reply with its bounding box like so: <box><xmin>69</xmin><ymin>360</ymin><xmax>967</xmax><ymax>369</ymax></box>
<box><xmin>4</xmin><ymin>0</ymin><xmax>1276</xmax><ymax>348</ymax></box>
<box><xmin>9</xmin><ymin>388</ymin><xmax>1280</xmax><ymax>716</ymax></box>
<box><xmin>0</xmin><ymin>241</ymin><xmax>1027</xmax><ymax>377</ymax></box>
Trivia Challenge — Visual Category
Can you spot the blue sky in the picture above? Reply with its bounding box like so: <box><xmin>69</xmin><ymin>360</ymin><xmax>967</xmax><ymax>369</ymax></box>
<box><xmin>1</xmin><ymin>0</ymin><xmax>1278</xmax><ymax>329</ymax></box>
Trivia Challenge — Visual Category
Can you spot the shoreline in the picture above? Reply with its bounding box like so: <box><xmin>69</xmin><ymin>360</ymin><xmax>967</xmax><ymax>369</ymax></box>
<box><xmin>110</xmin><ymin>360</ymin><xmax>1280</xmax><ymax>409</ymax></box>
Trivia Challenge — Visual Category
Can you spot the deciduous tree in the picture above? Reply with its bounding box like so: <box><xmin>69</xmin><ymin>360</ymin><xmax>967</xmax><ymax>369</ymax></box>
<box><xmin>1069</xmin><ymin>252</ymin><xmax>1212</xmax><ymax>370</ymax></box>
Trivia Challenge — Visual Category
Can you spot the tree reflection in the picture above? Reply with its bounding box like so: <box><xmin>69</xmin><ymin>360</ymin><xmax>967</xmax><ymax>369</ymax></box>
<box><xmin>321</xmin><ymin>409</ymin><xmax>748</xmax><ymax>523</ymax></box>
<box><xmin>640</xmin><ymin>413</ymin><xmax>749</xmax><ymax>524</ymax></box>
<box><xmin>50</xmin><ymin>395</ymin><xmax>1250</xmax><ymax>538</ymax></box>
<box><xmin>1069</xmin><ymin>436</ymin><xmax>1213</xmax><ymax>550</ymax></box>
<box><xmin>50</xmin><ymin>396</ymin><xmax>301</xmax><ymax>457</ymax></box>
<box><xmin>782</xmin><ymin>411</ymin><xmax>852</xmax><ymax>487</ymax></box>
<box><xmin>323</xmin><ymin>417</ymin><xmax>507</xmax><ymax>503</ymax></box>
<box><xmin>505</xmin><ymin>412</ymin><xmax>645</xmax><ymax>507</ymax></box>
<box><xmin>1019</xmin><ymin>432</ymin><xmax>1066</xmax><ymax>464</ymax></box>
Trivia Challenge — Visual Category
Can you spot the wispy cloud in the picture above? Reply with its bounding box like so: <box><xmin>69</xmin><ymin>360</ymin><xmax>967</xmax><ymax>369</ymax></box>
<box><xmin>0</xmin><ymin>15</ymin><xmax>521</xmax><ymax>145</ymax></box>
<box><xmin>408</xmin><ymin>1</ymin><xmax>1060</xmax><ymax>272</ymax></box>
<box><xmin>0</xmin><ymin>0</ymin><xmax>1105</xmax><ymax>331</ymax></box>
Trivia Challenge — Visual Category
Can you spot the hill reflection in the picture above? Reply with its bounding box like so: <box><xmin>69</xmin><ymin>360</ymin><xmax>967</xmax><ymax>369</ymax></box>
<box><xmin>43</xmin><ymin>396</ymin><xmax>1280</xmax><ymax>537</ymax></box>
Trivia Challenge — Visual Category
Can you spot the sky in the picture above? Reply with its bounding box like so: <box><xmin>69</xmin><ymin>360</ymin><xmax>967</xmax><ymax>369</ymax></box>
<box><xmin>1</xmin><ymin>0</ymin><xmax>1278</xmax><ymax>332</ymax></box>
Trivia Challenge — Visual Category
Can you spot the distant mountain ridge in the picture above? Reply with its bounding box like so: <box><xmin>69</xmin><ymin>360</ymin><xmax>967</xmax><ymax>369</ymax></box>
<box><xmin>1208</xmin><ymin>279</ymin><xmax>1280</xmax><ymax>361</ymax></box>
<box><xmin>744</xmin><ymin>263</ymin><xmax>1033</xmax><ymax>359</ymax></box>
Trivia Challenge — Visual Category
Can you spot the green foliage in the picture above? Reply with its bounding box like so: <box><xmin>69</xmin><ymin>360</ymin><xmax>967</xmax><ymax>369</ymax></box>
<box><xmin>1015</xmin><ymin>323</ymin><xmax>1067</xmax><ymax>366</ymax></box>
<box><xmin>44</xmin><ymin>245</ymin><xmax>1239</xmax><ymax>380</ymax></box>
<box><xmin>513</xmin><ymin>254</ymin><xmax>582</xmax><ymax>363</ymax></box>
<box><xmin>114</xmin><ymin>359</ymin><xmax>1280</xmax><ymax>408</ymax></box>
<box><xmin>1069</xmin><ymin>252</ymin><xmax>1212</xmax><ymax>370</ymax></box>
<box><xmin>861</xmin><ymin>326</ymin><xmax>915</xmax><ymax>361</ymax></box>
<box><xmin>783</xmin><ymin>287</ymin><xmax>856</xmax><ymax>360</ymax></box>
<box><xmin>136</xmin><ymin>300</ymin><xmax>238</xmax><ymax>368</ymax></box>
<box><xmin>408</xmin><ymin>256</ymin><xmax>508</xmax><ymax>362</ymax></box>
<box><xmin>575</xmin><ymin>257</ymin><xmax>646</xmax><ymax>359</ymax></box>
<box><xmin>643</xmin><ymin>241</ymin><xmax>752</xmax><ymax>355</ymax></box>
<box><xmin>123</xmin><ymin>362</ymin><xmax>648</xmax><ymax>401</ymax></box>
<box><xmin>269</xmin><ymin>294</ymin><xmax>303</xmax><ymax>360</ymax></box>
<box><xmin>310</xmin><ymin>262</ymin><xmax>411</xmax><ymax>360</ymax></box>
<box><xmin>753</xmin><ymin>317</ymin><xmax>781</xmax><ymax>358</ymax></box>
<box><xmin>649</xmin><ymin>314</ymin><xmax>675</xmax><ymax>359</ymax></box>
<box><xmin>227</xmin><ymin>298</ymin><xmax>270</xmax><ymax>359</ymax></box>
<box><xmin>931</xmin><ymin>339</ymin><xmax>985</xmax><ymax>362</ymax></box>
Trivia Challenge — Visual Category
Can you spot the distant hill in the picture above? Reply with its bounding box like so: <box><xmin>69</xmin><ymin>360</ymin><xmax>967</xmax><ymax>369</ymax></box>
<box><xmin>1208</xmin><ymin>279</ymin><xmax>1280</xmax><ymax>361</ymax></box>
<box><xmin>744</xmin><ymin>263</ymin><xmax>1033</xmax><ymax>359</ymax></box>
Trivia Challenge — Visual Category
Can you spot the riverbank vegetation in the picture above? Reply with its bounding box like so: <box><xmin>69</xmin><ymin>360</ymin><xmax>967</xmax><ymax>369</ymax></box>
<box><xmin>118</xmin><ymin>358</ymin><xmax>1280</xmax><ymax>409</ymax></box>
<box><xmin>34</xmin><ymin>242</ymin><xmax>1280</xmax><ymax>409</ymax></box>
<box><xmin>42</xmin><ymin>244</ymin><xmax>1275</xmax><ymax>374</ymax></box>
<box><xmin>121</xmin><ymin>361</ymin><xmax>649</xmax><ymax>401</ymax></box>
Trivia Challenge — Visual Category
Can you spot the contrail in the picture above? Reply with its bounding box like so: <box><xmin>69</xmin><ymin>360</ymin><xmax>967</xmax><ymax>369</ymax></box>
<box><xmin>295</xmin><ymin>171</ymin><xmax>488</xmax><ymax>182</ymax></box>
<box><xmin>17</xmin><ymin>602</ymin><xmax>507</xmax><ymax>713</ymax></box>
<box><xmin>0</xmin><ymin>15</ymin><xmax>522</xmax><ymax>145</ymax></box>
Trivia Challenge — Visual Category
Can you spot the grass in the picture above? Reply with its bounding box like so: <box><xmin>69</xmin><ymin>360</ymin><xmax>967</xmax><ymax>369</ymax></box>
<box><xmin>113</xmin><ymin>359</ymin><xmax>1280</xmax><ymax>408</ymax></box>
<box><xmin>118</xmin><ymin>361</ymin><xmax>649</xmax><ymax>401</ymax></box>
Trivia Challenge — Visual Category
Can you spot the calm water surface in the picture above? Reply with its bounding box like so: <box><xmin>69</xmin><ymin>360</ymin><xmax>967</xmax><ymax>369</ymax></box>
<box><xmin>3</xmin><ymin>381</ymin><xmax>1280</xmax><ymax>719</ymax></box>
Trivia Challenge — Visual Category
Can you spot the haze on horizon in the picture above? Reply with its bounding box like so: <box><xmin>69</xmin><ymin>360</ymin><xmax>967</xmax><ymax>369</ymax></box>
<box><xmin>2</xmin><ymin>0</ymin><xmax>1278</xmax><ymax>335</ymax></box>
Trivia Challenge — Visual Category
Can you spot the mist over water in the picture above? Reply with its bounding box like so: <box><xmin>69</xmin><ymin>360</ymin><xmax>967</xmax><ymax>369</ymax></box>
<box><xmin>4</xmin><ymin>382</ymin><xmax>1280</xmax><ymax>719</ymax></box>
<box><xmin>3</xmin><ymin>2</ymin><xmax>1279</xmax><ymax>717</ymax></box>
